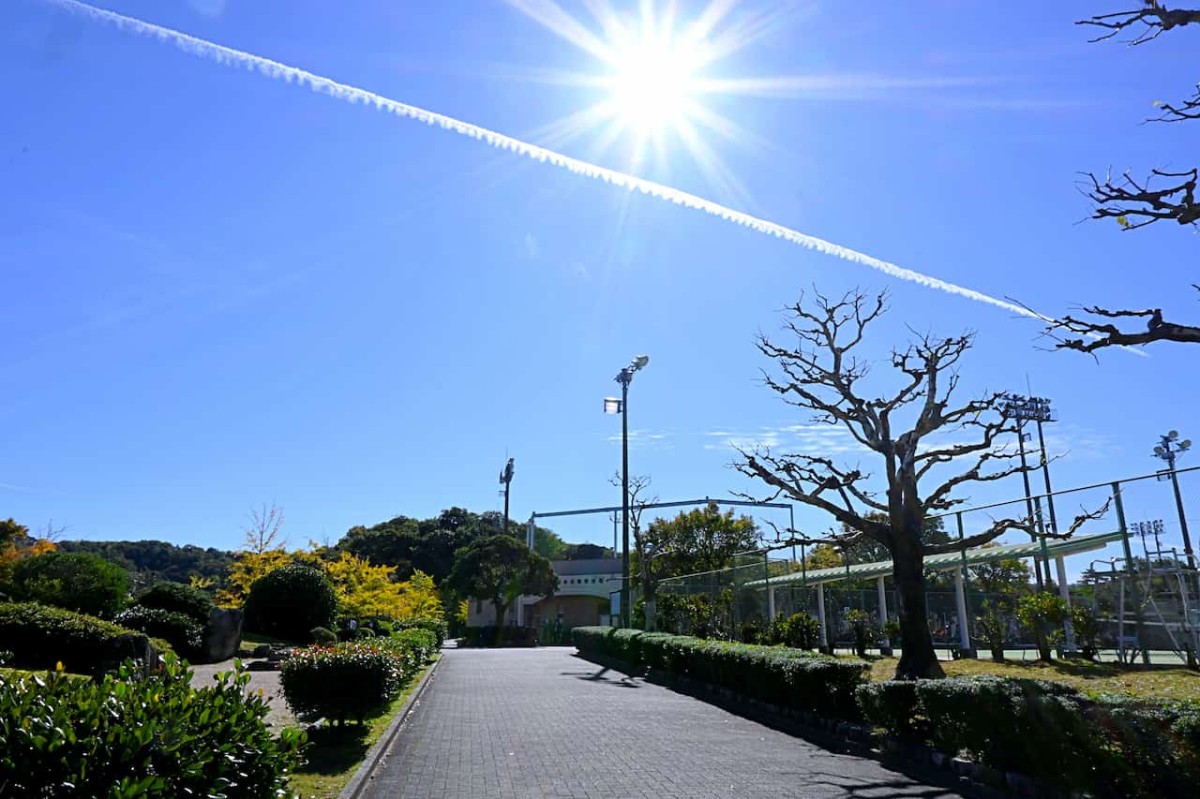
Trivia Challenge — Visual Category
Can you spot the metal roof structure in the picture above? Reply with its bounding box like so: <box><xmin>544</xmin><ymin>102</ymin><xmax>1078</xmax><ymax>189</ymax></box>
<box><xmin>744</xmin><ymin>529</ymin><xmax>1125</xmax><ymax>589</ymax></box>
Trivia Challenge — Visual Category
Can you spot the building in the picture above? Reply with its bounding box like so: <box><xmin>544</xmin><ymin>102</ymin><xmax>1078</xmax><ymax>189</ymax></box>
<box><xmin>466</xmin><ymin>557</ymin><xmax>622</xmax><ymax>629</ymax></box>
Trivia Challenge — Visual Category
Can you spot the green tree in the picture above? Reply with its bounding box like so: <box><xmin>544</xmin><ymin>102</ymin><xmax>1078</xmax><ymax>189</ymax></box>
<box><xmin>632</xmin><ymin>502</ymin><xmax>760</xmax><ymax>630</ymax></box>
<box><xmin>448</xmin><ymin>535</ymin><xmax>557</xmax><ymax>626</ymax></box>
<box><xmin>12</xmin><ymin>552</ymin><xmax>130</xmax><ymax>618</ymax></box>
<box><xmin>970</xmin><ymin>546</ymin><xmax>1034</xmax><ymax>596</ymax></box>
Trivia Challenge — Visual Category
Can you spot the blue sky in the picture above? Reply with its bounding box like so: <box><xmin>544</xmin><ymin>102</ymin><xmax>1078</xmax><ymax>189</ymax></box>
<box><xmin>3</xmin><ymin>0</ymin><xmax>1197</xmax><ymax>568</ymax></box>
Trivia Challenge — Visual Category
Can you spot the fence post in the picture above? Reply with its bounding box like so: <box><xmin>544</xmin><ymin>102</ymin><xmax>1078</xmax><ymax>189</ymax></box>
<box><xmin>816</xmin><ymin>583</ymin><xmax>829</xmax><ymax>653</ymax></box>
<box><xmin>1112</xmin><ymin>481</ymin><xmax>1149</xmax><ymax>665</ymax></box>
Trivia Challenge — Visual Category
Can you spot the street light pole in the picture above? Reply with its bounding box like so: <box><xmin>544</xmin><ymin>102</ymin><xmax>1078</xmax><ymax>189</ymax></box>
<box><xmin>607</xmin><ymin>355</ymin><xmax>649</xmax><ymax>629</ymax></box>
<box><xmin>1155</xmin><ymin>431</ymin><xmax>1195</xmax><ymax>570</ymax></box>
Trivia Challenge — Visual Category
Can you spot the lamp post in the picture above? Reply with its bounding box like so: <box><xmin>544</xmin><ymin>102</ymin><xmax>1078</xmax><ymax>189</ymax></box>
<box><xmin>1154</xmin><ymin>431</ymin><xmax>1195</xmax><ymax>570</ymax></box>
<box><xmin>605</xmin><ymin>354</ymin><xmax>649</xmax><ymax>629</ymax></box>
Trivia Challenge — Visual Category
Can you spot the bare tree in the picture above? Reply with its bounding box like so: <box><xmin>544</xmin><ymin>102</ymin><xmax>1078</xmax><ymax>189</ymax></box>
<box><xmin>611</xmin><ymin>473</ymin><xmax>660</xmax><ymax>626</ymax></box>
<box><xmin>736</xmin><ymin>290</ymin><xmax>1106</xmax><ymax>679</ymax></box>
<box><xmin>1047</xmin><ymin>3</ymin><xmax>1200</xmax><ymax>352</ymax></box>
<box><xmin>244</xmin><ymin>502</ymin><xmax>286</xmax><ymax>554</ymax></box>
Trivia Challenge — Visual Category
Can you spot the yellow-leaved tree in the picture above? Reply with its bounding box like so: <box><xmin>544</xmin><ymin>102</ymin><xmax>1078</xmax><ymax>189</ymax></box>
<box><xmin>395</xmin><ymin>570</ymin><xmax>443</xmax><ymax>621</ymax></box>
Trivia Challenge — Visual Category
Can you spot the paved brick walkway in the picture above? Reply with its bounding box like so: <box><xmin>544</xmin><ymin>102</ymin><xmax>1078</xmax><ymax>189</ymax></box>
<box><xmin>360</xmin><ymin>648</ymin><xmax>963</xmax><ymax>799</ymax></box>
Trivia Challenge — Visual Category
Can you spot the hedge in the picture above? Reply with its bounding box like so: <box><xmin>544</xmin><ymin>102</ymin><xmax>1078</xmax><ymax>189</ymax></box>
<box><xmin>393</xmin><ymin>618</ymin><xmax>448</xmax><ymax>649</ymax></box>
<box><xmin>573</xmin><ymin>627</ymin><xmax>867</xmax><ymax>720</ymax></box>
<box><xmin>460</xmin><ymin>626</ymin><xmax>538</xmax><ymax>648</ymax></box>
<box><xmin>858</xmin><ymin>676</ymin><xmax>1200</xmax><ymax>798</ymax></box>
<box><xmin>135</xmin><ymin>581</ymin><xmax>214</xmax><ymax>624</ymax></box>
<box><xmin>280</xmin><ymin>629</ymin><xmax>438</xmax><ymax>725</ymax></box>
<box><xmin>0</xmin><ymin>658</ymin><xmax>305</xmax><ymax>798</ymax></box>
<box><xmin>115</xmin><ymin>606</ymin><xmax>204</xmax><ymax>661</ymax></box>
<box><xmin>0</xmin><ymin>602</ymin><xmax>157</xmax><ymax>676</ymax></box>
<box><xmin>10</xmin><ymin>552</ymin><xmax>129</xmax><ymax>619</ymax></box>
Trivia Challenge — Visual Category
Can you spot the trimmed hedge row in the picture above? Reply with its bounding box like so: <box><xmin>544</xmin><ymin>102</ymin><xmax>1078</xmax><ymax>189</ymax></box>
<box><xmin>280</xmin><ymin>629</ymin><xmax>438</xmax><ymax>725</ymax></box>
<box><xmin>858</xmin><ymin>676</ymin><xmax>1200</xmax><ymax>798</ymax></box>
<box><xmin>0</xmin><ymin>601</ymin><xmax>159</xmax><ymax>676</ymax></box>
<box><xmin>114</xmin><ymin>605</ymin><xmax>204</xmax><ymax>661</ymax></box>
<box><xmin>573</xmin><ymin>626</ymin><xmax>868</xmax><ymax>719</ymax></box>
<box><xmin>0</xmin><ymin>658</ymin><xmax>305</xmax><ymax>798</ymax></box>
<box><xmin>460</xmin><ymin>625</ymin><xmax>538</xmax><ymax>648</ymax></box>
<box><xmin>393</xmin><ymin>618</ymin><xmax>447</xmax><ymax>649</ymax></box>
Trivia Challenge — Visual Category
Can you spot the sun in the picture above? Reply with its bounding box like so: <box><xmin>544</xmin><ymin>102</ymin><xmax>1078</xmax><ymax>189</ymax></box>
<box><xmin>605</xmin><ymin>30</ymin><xmax>703</xmax><ymax>135</ymax></box>
<box><xmin>504</xmin><ymin>0</ymin><xmax>786</xmax><ymax>195</ymax></box>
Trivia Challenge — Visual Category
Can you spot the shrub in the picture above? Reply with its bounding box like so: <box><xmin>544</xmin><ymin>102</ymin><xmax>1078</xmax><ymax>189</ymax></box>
<box><xmin>115</xmin><ymin>606</ymin><xmax>204</xmax><ymax>660</ymax></box>
<box><xmin>739</xmin><ymin>618</ymin><xmax>764</xmax><ymax>644</ymax></box>
<box><xmin>244</xmin><ymin>563</ymin><xmax>338</xmax><ymax>643</ymax></box>
<box><xmin>0</xmin><ymin>601</ymin><xmax>154</xmax><ymax>676</ymax></box>
<box><xmin>393</xmin><ymin>618</ymin><xmax>448</xmax><ymax>648</ymax></box>
<box><xmin>845</xmin><ymin>609</ymin><xmax>877</xmax><ymax>658</ymax></box>
<box><xmin>857</xmin><ymin>681</ymin><xmax>925</xmax><ymax>740</ymax></box>
<box><xmin>975</xmin><ymin>601</ymin><xmax>1009</xmax><ymax>662</ymax></box>
<box><xmin>1016</xmin><ymin>593</ymin><xmax>1067</xmax><ymax>662</ymax></box>
<box><xmin>135</xmin><ymin>581</ymin><xmax>214</xmax><ymax>624</ymax></box>
<box><xmin>574</xmin><ymin>626</ymin><xmax>868</xmax><ymax>719</ymax></box>
<box><xmin>765</xmin><ymin>611</ymin><xmax>821</xmax><ymax>650</ymax></box>
<box><xmin>281</xmin><ymin>644</ymin><xmax>404</xmax><ymax>725</ymax></box>
<box><xmin>11</xmin><ymin>552</ymin><xmax>129</xmax><ymax>619</ymax></box>
<box><xmin>311</xmin><ymin>626</ymin><xmax>339</xmax><ymax>645</ymax></box>
<box><xmin>0</xmin><ymin>657</ymin><xmax>305</xmax><ymax>798</ymax></box>
<box><xmin>460</xmin><ymin>626</ymin><xmax>537</xmax><ymax>647</ymax></box>
<box><xmin>1070</xmin><ymin>603</ymin><xmax>1101</xmax><ymax>661</ymax></box>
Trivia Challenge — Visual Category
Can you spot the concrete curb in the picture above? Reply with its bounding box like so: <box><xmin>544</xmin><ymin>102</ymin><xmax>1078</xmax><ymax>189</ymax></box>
<box><xmin>336</xmin><ymin>653</ymin><xmax>444</xmax><ymax>799</ymax></box>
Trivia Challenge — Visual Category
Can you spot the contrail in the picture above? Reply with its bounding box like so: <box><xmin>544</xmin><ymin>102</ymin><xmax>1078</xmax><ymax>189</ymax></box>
<box><xmin>42</xmin><ymin>0</ymin><xmax>1058</xmax><ymax>328</ymax></box>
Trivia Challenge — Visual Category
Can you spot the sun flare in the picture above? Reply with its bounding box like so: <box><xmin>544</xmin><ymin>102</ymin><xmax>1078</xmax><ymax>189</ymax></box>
<box><xmin>606</xmin><ymin>31</ymin><xmax>703</xmax><ymax>135</ymax></box>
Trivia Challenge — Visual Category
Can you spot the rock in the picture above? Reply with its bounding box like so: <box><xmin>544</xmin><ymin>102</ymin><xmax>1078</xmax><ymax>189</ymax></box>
<box><xmin>252</xmin><ymin>644</ymin><xmax>272</xmax><ymax>658</ymax></box>
<box><xmin>200</xmin><ymin>608</ymin><xmax>244</xmax><ymax>664</ymax></box>
<box><xmin>950</xmin><ymin>757</ymin><xmax>974</xmax><ymax>778</ymax></box>
<box><xmin>1006</xmin><ymin>771</ymin><xmax>1040</xmax><ymax>797</ymax></box>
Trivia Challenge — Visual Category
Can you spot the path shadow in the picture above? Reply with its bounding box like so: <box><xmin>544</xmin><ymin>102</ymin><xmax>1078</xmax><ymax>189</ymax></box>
<box><xmin>296</xmin><ymin>725</ymin><xmax>371</xmax><ymax>776</ymax></box>
<box><xmin>560</xmin><ymin>664</ymin><xmax>641</xmax><ymax>688</ymax></box>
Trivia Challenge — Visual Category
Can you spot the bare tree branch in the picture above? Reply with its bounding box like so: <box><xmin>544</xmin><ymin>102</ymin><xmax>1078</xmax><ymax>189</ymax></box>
<box><xmin>924</xmin><ymin>498</ymin><xmax>1112</xmax><ymax>555</ymax></box>
<box><xmin>1152</xmin><ymin>83</ymin><xmax>1200</xmax><ymax>122</ymax></box>
<box><xmin>1047</xmin><ymin>286</ymin><xmax>1200</xmax><ymax>353</ymax></box>
<box><xmin>1079</xmin><ymin>3</ymin><xmax>1200</xmax><ymax>44</ymax></box>
<box><xmin>1082</xmin><ymin>168</ymin><xmax>1199</xmax><ymax>229</ymax></box>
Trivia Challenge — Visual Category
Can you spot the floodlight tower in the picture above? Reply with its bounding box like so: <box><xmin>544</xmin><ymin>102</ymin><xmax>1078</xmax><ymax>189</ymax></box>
<box><xmin>1000</xmin><ymin>394</ymin><xmax>1055</xmax><ymax>591</ymax></box>
<box><xmin>605</xmin><ymin>354</ymin><xmax>650</xmax><ymax>629</ymax></box>
<box><xmin>1154</xmin><ymin>431</ymin><xmax>1195</xmax><ymax>570</ymax></box>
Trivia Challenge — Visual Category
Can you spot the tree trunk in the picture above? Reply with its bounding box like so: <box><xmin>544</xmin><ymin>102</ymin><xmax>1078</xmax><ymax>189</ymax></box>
<box><xmin>891</xmin><ymin>536</ymin><xmax>946</xmax><ymax>680</ymax></box>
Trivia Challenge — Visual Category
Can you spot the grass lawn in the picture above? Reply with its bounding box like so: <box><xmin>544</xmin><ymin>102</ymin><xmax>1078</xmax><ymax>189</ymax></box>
<box><xmin>867</xmin><ymin>656</ymin><xmax>1200</xmax><ymax>701</ymax></box>
<box><xmin>287</xmin><ymin>655</ymin><xmax>438</xmax><ymax>799</ymax></box>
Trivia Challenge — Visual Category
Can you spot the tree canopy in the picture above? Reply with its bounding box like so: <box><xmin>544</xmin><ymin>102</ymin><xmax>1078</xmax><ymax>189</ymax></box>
<box><xmin>448</xmin><ymin>535</ymin><xmax>558</xmax><ymax>626</ymax></box>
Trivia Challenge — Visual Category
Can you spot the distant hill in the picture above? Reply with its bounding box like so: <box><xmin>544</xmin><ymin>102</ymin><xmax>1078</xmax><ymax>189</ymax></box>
<box><xmin>57</xmin><ymin>539</ymin><xmax>233</xmax><ymax>592</ymax></box>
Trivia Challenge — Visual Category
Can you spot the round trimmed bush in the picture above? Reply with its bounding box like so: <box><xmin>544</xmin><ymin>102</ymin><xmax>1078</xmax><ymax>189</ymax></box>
<box><xmin>115</xmin><ymin>606</ymin><xmax>204</xmax><ymax>660</ymax></box>
<box><xmin>244</xmin><ymin>564</ymin><xmax>337</xmax><ymax>643</ymax></box>
<box><xmin>135</xmin><ymin>581</ymin><xmax>214</xmax><ymax>624</ymax></box>
<box><xmin>280</xmin><ymin>644</ymin><xmax>402</xmax><ymax>724</ymax></box>
<box><xmin>11</xmin><ymin>552</ymin><xmax>129</xmax><ymax>619</ymax></box>
<box><xmin>310</xmin><ymin>626</ymin><xmax>339</xmax><ymax>646</ymax></box>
